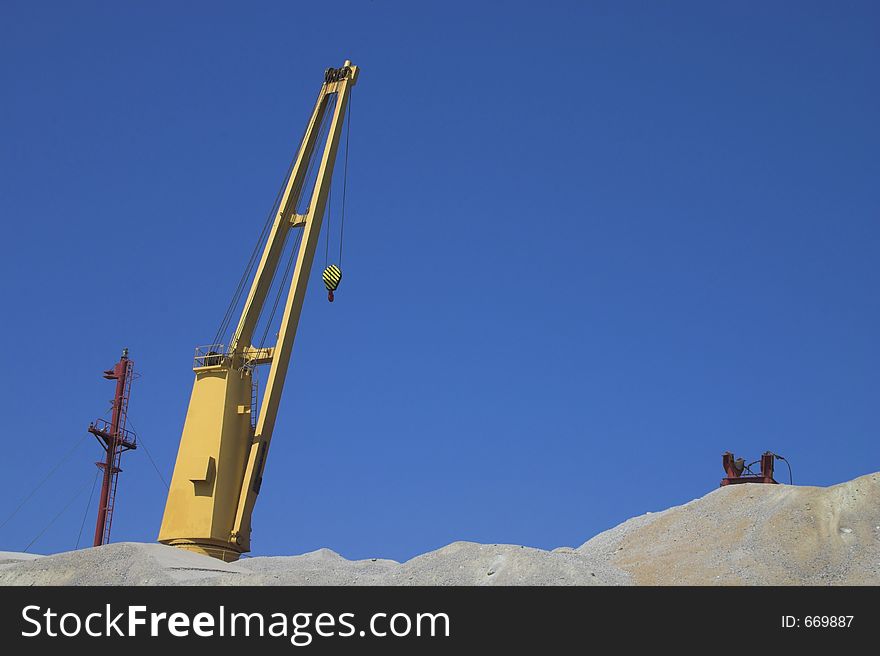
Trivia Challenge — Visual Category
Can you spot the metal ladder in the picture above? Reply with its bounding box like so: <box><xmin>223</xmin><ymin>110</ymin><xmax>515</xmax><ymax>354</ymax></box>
<box><xmin>101</xmin><ymin>359</ymin><xmax>134</xmax><ymax>544</ymax></box>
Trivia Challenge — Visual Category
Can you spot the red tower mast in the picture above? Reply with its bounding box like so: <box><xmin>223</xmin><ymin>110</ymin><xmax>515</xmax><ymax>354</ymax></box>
<box><xmin>88</xmin><ymin>348</ymin><xmax>138</xmax><ymax>547</ymax></box>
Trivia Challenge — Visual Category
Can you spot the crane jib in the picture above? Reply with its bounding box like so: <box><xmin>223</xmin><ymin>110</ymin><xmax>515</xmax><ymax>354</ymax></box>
<box><xmin>157</xmin><ymin>61</ymin><xmax>359</xmax><ymax>562</ymax></box>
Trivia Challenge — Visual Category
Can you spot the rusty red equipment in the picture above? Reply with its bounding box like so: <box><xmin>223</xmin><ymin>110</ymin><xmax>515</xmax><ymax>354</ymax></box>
<box><xmin>88</xmin><ymin>349</ymin><xmax>137</xmax><ymax>546</ymax></box>
<box><xmin>720</xmin><ymin>451</ymin><xmax>777</xmax><ymax>486</ymax></box>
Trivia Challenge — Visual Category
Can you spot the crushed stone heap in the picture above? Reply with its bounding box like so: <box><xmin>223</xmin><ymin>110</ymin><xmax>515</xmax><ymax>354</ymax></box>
<box><xmin>2</xmin><ymin>472</ymin><xmax>877</xmax><ymax>586</ymax></box>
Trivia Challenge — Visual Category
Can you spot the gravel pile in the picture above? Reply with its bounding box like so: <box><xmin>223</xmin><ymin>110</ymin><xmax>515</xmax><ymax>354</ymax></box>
<box><xmin>578</xmin><ymin>471</ymin><xmax>880</xmax><ymax>585</ymax></box>
<box><xmin>1</xmin><ymin>472</ymin><xmax>877</xmax><ymax>585</ymax></box>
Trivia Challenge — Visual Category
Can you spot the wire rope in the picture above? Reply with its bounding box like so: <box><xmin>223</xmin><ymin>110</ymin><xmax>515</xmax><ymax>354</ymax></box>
<box><xmin>75</xmin><ymin>470</ymin><xmax>100</xmax><ymax>549</ymax></box>
<box><xmin>24</xmin><ymin>476</ymin><xmax>94</xmax><ymax>552</ymax></box>
<box><xmin>339</xmin><ymin>88</ymin><xmax>352</xmax><ymax>266</ymax></box>
<box><xmin>0</xmin><ymin>434</ymin><xmax>89</xmax><ymax>533</ymax></box>
<box><xmin>126</xmin><ymin>418</ymin><xmax>169</xmax><ymax>490</ymax></box>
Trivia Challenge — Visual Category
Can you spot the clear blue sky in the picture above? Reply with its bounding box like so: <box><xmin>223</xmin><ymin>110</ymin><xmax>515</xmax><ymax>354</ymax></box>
<box><xmin>1</xmin><ymin>1</ymin><xmax>877</xmax><ymax>561</ymax></box>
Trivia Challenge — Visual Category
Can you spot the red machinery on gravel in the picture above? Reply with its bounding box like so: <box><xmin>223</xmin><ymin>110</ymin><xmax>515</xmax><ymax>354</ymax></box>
<box><xmin>721</xmin><ymin>451</ymin><xmax>792</xmax><ymax>487</ymax></box>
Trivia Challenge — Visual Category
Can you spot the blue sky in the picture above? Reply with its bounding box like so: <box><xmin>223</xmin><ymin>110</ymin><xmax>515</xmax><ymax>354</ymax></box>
<box><xmin>1</xmin><ymin>1</ymin><xmax>877</xmax><ymax>561</ymax></box>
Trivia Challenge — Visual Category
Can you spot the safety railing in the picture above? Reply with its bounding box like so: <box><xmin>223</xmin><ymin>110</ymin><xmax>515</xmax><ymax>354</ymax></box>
<box><xmin>88</xmin><ymin>418</ymin><xmax>138</xmax><ymax>450</ymax></box>
<box><xmin>194</xmin><ymin>344</ymin><xmax>229</xmax><ymax>368</ymax></box>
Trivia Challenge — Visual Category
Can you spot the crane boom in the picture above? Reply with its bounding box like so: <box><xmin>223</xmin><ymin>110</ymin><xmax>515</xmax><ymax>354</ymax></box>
<box><xmin>158</xmin><ymin>61</ymin><xmax>358</xmax><ymax>561</ymax></box>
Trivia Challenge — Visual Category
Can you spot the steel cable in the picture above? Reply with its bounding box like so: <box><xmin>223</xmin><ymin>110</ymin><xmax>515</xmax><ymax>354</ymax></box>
<box><xmin>24</xmin><ymin>476</ymin><xmax>95</xmax><ymax>552</ymax></box>
<box><xmin>339</xmin><ymin>88</ymin><xmax>352</xmax><ymax>266</ymax></box>
<box><xmin>75</xmin><ymin>471</ymin><xmax>100</xmax><ymax>549</ymax></box>
<box><xmin>0</xmin><ymin>434</ymin><xmax>89</xmax><ymax>533</ymax></box>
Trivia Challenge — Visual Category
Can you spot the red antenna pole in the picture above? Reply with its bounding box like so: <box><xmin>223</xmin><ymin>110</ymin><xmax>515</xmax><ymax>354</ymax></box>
<box><xmin>88</xmin><ymin>348</ymin><xmax>137</xmax><ymax>547</ymax></box>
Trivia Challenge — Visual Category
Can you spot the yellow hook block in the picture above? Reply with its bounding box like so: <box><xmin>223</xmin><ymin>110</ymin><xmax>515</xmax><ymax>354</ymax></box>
<box><xmin>322</xmin><ymin>264</ymin><xmax>342</xmax><ymax>302</ymax></box>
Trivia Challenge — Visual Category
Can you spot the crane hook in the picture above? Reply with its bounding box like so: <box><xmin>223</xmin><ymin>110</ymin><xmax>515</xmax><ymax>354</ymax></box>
<box><xmin>322</xmin><ymin>264</ymin><xmax>342</xmax><ymax>303</ymax></box>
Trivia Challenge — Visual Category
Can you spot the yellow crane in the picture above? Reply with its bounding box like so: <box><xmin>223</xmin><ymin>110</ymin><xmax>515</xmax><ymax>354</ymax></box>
<box><xmin>158</xmin><ymin>61</ymin><xmax>359</xmax><ymax>561</ymax></box>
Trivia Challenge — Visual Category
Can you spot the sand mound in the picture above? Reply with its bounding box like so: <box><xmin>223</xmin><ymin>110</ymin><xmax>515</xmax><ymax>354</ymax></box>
<box><xmin>1</xmin><ymin>472</ymin><xmax>877</xmax><ymax>585</ymax></box>
<box><xmin>578</xmin><ymin>471</ymin><xmax>880</xmax><ymax>585</ymax></box>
